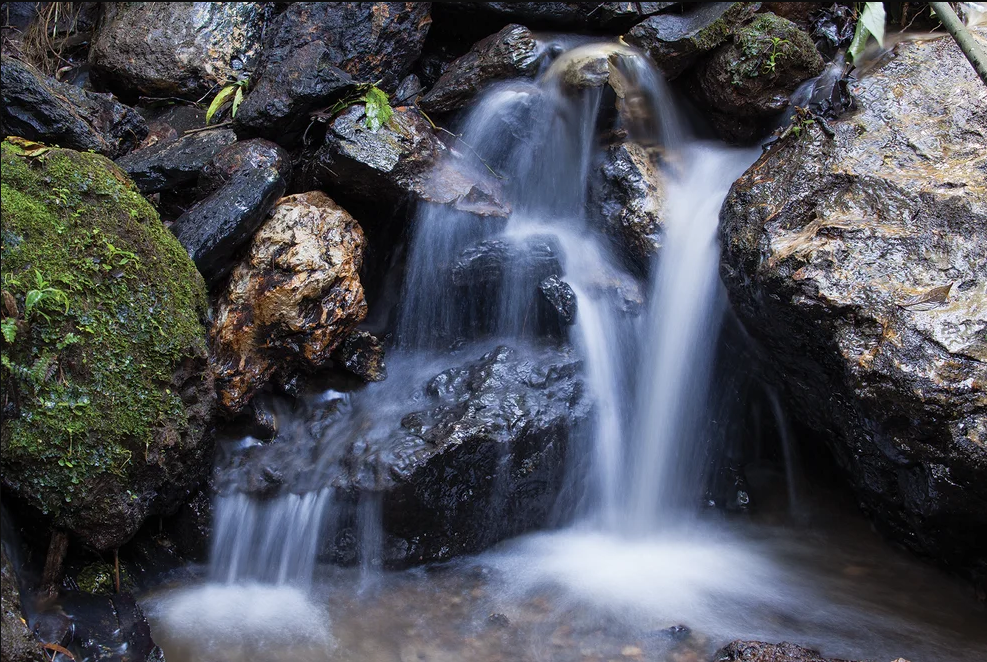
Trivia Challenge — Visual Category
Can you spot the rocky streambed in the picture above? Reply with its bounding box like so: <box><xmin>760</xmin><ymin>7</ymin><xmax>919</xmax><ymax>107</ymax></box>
<box><xmin>1</xmin><ymin>3</ymin><xmax>985</xmax><ymax>662</ymax></box>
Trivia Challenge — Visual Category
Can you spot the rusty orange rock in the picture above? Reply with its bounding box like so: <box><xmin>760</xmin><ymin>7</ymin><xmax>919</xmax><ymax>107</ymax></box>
<box><xmin>212</xmin><ymin>191</ymin><xmax>367</xmax><ymax>414</ymax></box>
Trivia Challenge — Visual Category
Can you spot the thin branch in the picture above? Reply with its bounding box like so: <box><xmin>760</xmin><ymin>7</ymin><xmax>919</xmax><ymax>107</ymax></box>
<box><xmin>929</xmin><ymin>2</ymin><xmax>987</xmax><ymax>87</ymax></box>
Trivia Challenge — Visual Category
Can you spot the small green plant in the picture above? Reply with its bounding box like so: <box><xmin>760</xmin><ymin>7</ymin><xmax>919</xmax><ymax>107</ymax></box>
<box><xmin>206</xmin><ymin>79</ymin><xmax>249</xmax><ymax>125</ymax></box>
<box><xmin>25</xmin><ymin>270</ymin><xmax>70</xmax><ymax>321</ymax></box>
<box><xmin>762</xmin><ymin>37</ymin><xmax>791</xmax><ymax>74</ymax></box>
<box><xmin>1</xmin><ymin>318</ymin><xmax>16</xmax><ymax>343</ymax></box>
<box><xmin>327</xmin><ymin>83</ymin><xmax>394</xmax><ymax>132</ymax></box>
<box><xmin>848</xmin><ymin>2</ymin><xmax>886</xmax><ymax>62</ymax></box>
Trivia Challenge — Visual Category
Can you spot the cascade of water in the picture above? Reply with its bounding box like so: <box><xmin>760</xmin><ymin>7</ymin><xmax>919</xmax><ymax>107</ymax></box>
<box><xmin>621</xmin><ymin>145</ymin><xmax>757</xmax><ymax>531</ymax></box>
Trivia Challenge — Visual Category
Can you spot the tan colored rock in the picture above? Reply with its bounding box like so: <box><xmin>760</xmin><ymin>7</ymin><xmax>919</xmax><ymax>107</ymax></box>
<box><xmin>213</xmin><ymin>192</ymin><xmax>367</xmax><ymax>413</ymax></box>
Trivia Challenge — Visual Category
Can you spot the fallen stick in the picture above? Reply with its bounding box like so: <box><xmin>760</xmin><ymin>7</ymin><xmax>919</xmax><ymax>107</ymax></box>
<box><xmin>929</xmin><ymin>2</ymin><xmax>987</xmax><ymax>86</ymax></box>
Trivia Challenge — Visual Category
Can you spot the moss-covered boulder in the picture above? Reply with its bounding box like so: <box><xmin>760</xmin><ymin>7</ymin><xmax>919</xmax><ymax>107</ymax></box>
<box><xmin>0</xmin><ymin>139</ymin><xmax>215</xmax><ymax>551</ymax></box>
<box><xmin>689</xmin><ymin>12</ymin><xmax>824</xmax><ymax>141</ymax></box>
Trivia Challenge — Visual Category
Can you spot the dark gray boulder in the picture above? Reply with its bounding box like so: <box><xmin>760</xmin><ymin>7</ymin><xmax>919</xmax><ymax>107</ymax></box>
<box><xmin>305</xmin><ymin>104</ymin><xmax>509</xmax><ymax>218</ymax></box>
<box><xmin>171</xmin><ymin>166</ymin><xmax>288</xmax><ymax>287</ymax></box>
<box><xmin>88</xmin><ymin>2</ymin><xmax>268</xmax><ymax>101</ymax></box>
<box><xmin>433</xmin><ymin>2</ymin><xmax>677</xmax><ymax>32</ymax></box>
<box><xmin>1</xmin><ymin>55</ymin><xmax>147</xmax><ymax>158</ymax></box>
<box><xmin>198</xmin><ymin>138</ymin><xmax>293</xmax><ymax>195</ymax></box>
<box><xmin>235</xmin><ymin>2</ymin><xmax>432</xmax><ymax>139</ymax></box>
<box><xmin>625</xmin><ymin>2</ymin><xmax>760</xmax><ymax>79</ymax></box>
<box><xmin>720</xmin><ymin>32</ymin><xmax>987</xmax><ymax>586</ymax></box>
<box><xmin>539</xmin><ymin>275</ymin><xmax>578</xmax><ymax>326</ymax></box>
<box><xmin>419</xmin><ymin>24</ymin><xmax>541</xmax><ymax>114</ymax></box>
<box><xmin>116</xmin><ymin>128</ymin><xmax>237</xmax><ymax>194</ymax></box>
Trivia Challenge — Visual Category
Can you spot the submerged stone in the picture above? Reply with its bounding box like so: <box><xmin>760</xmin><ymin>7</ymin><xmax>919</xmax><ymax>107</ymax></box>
<box><xmin>0</xmin><ymin>140</ymin><xmax>214</xmax><ymax>551</ymax></box>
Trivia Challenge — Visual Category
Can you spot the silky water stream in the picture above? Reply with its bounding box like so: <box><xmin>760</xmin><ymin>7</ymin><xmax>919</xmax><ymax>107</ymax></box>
<box><xmin>145</xmin><ymin>41</ymin><xmax>987</xmax><ymax>662</ymax></box>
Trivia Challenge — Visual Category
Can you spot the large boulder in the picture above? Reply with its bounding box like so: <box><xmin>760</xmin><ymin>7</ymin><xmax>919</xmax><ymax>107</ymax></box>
<box><xmin>719</xmin><ymin>33</ymin><xmax>987</xmax><ymax>585</ymax></box>
<box><xmin>212</xmin><ymin>192</ymin><xmax>368</xmax><ymax>414</ymax></box>
<box><xmin>591</xmin><ymin>141</ymin><xmax>665</xmax><ymax>273</ymax></box>
<box><xmin>625</xmin><ymin>2</ymin><xmax>760</xmax><ymax>79</ymax></box>
<box><xmin>235</xmin><ymin>2</ymin><xmax>432</xmax><ymax>139</ymax></box>
<box><xmin>689</xmin><ymin>12</ymin><xmax>824</xmax><ymax>141</ymax></box>
<box><xmin>1</xmin><ymin>55</ymin><xmax>147</xmax><ymax>158</ymax></box>
<box><xmin>88</xmin><ymin>2</ymin><xmax>268</xmax><ymax>101</ymax></box>
<box><xmin>305</xmin><ymin>104</ymin><xmax>509</xmax><ymax>218</ymax></box>
<box><xmin>0</xmin><ymin>141</ymin><xmax>215</xmax><ymax>551</ymax></box>
<box><xmin>419</xmin><ymin>24</ymin><xmax>541</xmax><ymax>114</ymax></box>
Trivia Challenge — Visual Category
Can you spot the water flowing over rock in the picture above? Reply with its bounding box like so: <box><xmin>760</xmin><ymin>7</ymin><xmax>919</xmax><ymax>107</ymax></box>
<box><xmin>116</xmin><ymin>128</ymin><xmax>237</xmax><ymax>194</ymax></box>
<box><xmin>1</xmin><ymin>55</ymin><xmax>147</xmax><ymax>158</ymax></box>
<box><xmin>306</xmin><ymin>104</ymin><xmax>509</xmax><ymax>217</ymax></box>
<box><xmin>212</xmin><ymin>191</ymin><xmax>367</xmax><ymax>414</ymax></box>
<box><xmin>235</xmin><ymin>2</ymin><xmax>432</xmax><ymax>139</ymax></box>
<box><xmin>720</xmin><ymin>32</ymin><xmax>987</xmax><ymax>585</ymax></box>
<box><xmin>0</xmin><ymin>141</ymin><xmax>214</xmax><ymax>551</ymax></box>
<box><xmin>591</xmin><ymin>141</ymin><xmax>666</xmax><ymax>272</ymax></box>
<box><xmin>625</xmin><ymin>2</ymin><xmax>760</xmax><ymax>78</ymax></box>
<box><xmin>171</xmin><ymin>139</ymin><xmax>292</xmax><ymax>286</ymax></box>
<box><xmin>88</xmin><ymin>2</ymin><xmax>268</xmax><ymax>101</ymax></box>
<box><xmin>690</xmin><ymin>12</ymin><xmax>824</xmax><ymax>141</ymax></box>
<box><xmin>419</xmin><ymin>24</ymin><xmax>541</xmax><ymax>114</ymax></box>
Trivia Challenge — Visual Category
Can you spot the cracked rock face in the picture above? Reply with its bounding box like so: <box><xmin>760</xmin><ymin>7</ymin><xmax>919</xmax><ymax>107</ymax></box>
<box><xmin>212</xmin><ymin>191</ymin><xmax>367</xmax><ymax>414</ymax></box>
<box><xmin>720</xmin><ymin>32</ymin><xmax>987</xmax><ymax>585</ymax></box>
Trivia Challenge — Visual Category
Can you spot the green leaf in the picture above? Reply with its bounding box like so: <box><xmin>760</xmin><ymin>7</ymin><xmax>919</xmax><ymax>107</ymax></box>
<box><xmin>362</xmin><ymin>86</ymin><xmax>393</xmax><ymax>132</ymax></box>
<box><xmin>231</xmin><ymin>85</ymin><xmax>245</xmax><ymax>119</ymax></box>
<box><xmin>206</xmin><ymin>84</ymin><xmax>239</xmax><ymax>125</ymax></box>
<box><xmin>1</xmin><ymin>318</ymin><xmax>16</xmax><ymax>343</ymax></box>
<box><xmin>25</xmin><ymin>290</ymin><xmax>43</xmax><ymax>316</ymax></box>
<box><xmin>849</xmin><ymin>2</ymin><xmax>886</xmax><ymax>62</ymax></box>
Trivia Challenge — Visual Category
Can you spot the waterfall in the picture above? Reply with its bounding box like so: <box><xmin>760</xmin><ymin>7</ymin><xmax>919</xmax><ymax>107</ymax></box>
<box><xmin>204</xmin><ymin>37</ymin><xmax>755</xmax><ymax>588</ymax></box>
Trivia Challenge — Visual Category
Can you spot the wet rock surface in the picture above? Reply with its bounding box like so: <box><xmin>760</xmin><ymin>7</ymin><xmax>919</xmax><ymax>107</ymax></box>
<box><xmin>306</xmin><ymin>104</ymin><xmax>509</xmax><ymax>217</ymax></box>
<box><xmin>714</xmin><ymin>640</ymin><xmax>852</xmax><ymax>662</ymax></box>
<box><xmin>1</xmin><ymin>55</ymin><xmax>147</xmax><ymax>158</ymax></box>
<box><xmin>720</xmin><ymin>33</ymin><xmax>987</xmax><ymax>584</ymax></box>
<box><xmin>539</xmin><ymin>275</ymin><xmax>577</xmax><ymax>326</ymax></box>
<box><xmin>212</xmin><ymin>191</ymin><xmax>367</xmax><ymax>414</ymax></box>
<box><xmin>419</xmin><ymin>24</ymin><xmax>541</xmax><ymax>114</ymax></box>
<box><xmin>434</xmin><ymin>2</ymin><xmax>678</xmax><ymax>32</ymax></box>
<box><xmin>591</xmin><ymin>141</ymin><xmax>666</xmax><ymax>272</ymax></box>
<box><xmin>89</xmin><ymin>2</ymin><xmax>268</xmax><ymax>101</ymax></box>
<box><xmin>116</xmin><ymin>127</ymin><xmax>237</xmax><ymax>194</ymax></box>
<box><xmin>198</xmin><ymin>138</ymin><xmax>292</xmax><ymax>195</ymax></box>
<box><xmin>690</xmin><ymin>12</ymin><xmax>824</xmax><ymax>142</ymax></box>
<box><xmin>1</xmin><ymin>141</ymin><xmax>215</xmax><ymax>552</ymax></box>
<box><xmin>235</xmin><ymin>2</ymin><xmax>432</xmax><ymax>139</ymax></box>
<box><xmin>626</xmin><ymin>2</ymin><xmax>760</xmax><ymax>78</ymax></box>
<box><xmin>332</xmin><ymin>330</ymin><xmax>387</xmax><ymax>382</ymax></box>
<box><xmin>1</xmin><ymin>544</ymin><xmax>45</xmax><ymax>662</ymax></box>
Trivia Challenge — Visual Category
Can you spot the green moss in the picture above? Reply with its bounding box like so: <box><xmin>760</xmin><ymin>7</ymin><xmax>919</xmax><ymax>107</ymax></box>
<box><xmin>0</xmin><ymin>140</ymin><xmax>208</xmax><ymax>518</ymax></box>
<box><xmin>727</xmin><ymin>13</ymin><xmax>821</xmax><ymax>84</ymax></box>
<box><xmin>76</xmin><ymin>562</ymin><xmax>133</xmax><ymax>594</ymax></box>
